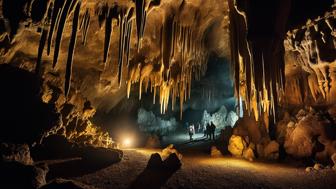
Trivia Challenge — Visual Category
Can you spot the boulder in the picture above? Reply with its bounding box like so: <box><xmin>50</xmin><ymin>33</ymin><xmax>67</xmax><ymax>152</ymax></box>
<box><xmin>305</xmin><ymin>167</ymin><xmax>314</xmax><ymax>172</ymax></box>
<box><xmin>163</xmin><ymin>153</ymin><xmax>182</xmax><ymax>171</ymax></box>
<box><xmin>226</xmin><ymin>111</ymin><xmax>239</xmax><ymax>127</ymax></box>
<box><xmin>313</xmin><ymin>163</ymin><xmax>324</xmax><ymax>170</ymax></box>
<box><xmin>147</xmin><ymin>153</ymin><xmax>163</xmax><ymax>169</ymax></box>
<box><xmin>263</xmin><ymin>141</ymin><xmax>280</xmax><ymax>160</ymax></box>
<box><xmin>40</xmin><ymin>178</ymin><xmax>94</xmax><ymax>189</ymax></box>
<box><xmin>1</xmin><ymin>143</ymin><xmax>33</xmax><ymax>165</ymax></box>
<box><xmin>242</xmin><ymin>147</ymin><xmax>255</xmax><ymax>161</ymax></box>
<box><xmin>228</xmin><ymin>135</ymin><xmax>246</xmax><ymax>157</ymax></box>
<box><xmin>161</xmin><ymin>144</ymin><xmax>182</xmax><ymax>160</ymax></box>
<box><xmin>0</xmin><ymin>161</ymin><xmax>48</xmax><ymax>189</ymax></box>
<box><xmin>210</xmin><ymin>146</ymin><xmax>222</xmax><ymax>157</ymax></box>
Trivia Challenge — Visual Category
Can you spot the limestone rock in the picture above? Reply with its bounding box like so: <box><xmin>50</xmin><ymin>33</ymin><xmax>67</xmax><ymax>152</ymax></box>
<box><xmin>313</xmin><ymin>163</ymin><xmax>324</xmax><ymax>170</ymax></box>
<box><xmin>228</xmin><ymin>135</ymin><xmax>246</xmax><ymax>157</ymax></box>
<box><xmin>211</xmin><ymin>146</ymin><xmax>222</xmax><ymax>157</ymax></box>
<box><xmin>332</xmin><ymin>153</ymin><xmax>336</xmax><ymax>170</ymax></box>
<box><xmin>263</xmin><ymin>141</ymin><xmax>280</xmax><ymax>160</ymax></box>
<box><xmin>1</xmin><ymin>143</ymin><xmax>33</xmax><ymax>165</ymax></box>
<box><xmin>242</xmin><ymin>147</ymin><xmax>255</xmax><ymax>162</ymax></box>
<box><xmin>305</xmin><ymin>167</ymin><xmax>314</xmax><ymax>172</ymax></box>
<box><xmin>161</xmin><ymin>144</ymin><xmax>182</xmax><ymax>160</ymax></box>
<box><xmin>226</xmin><ymin>111</ymin><xmax>239</xmax><ymax>127</ymax></box>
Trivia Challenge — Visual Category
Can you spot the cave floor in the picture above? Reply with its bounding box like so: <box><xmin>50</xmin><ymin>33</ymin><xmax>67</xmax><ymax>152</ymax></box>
<box><xmin>70</xmin><ymin>146</ymin><xmax>336</xmax><ymax>189</ymax></box>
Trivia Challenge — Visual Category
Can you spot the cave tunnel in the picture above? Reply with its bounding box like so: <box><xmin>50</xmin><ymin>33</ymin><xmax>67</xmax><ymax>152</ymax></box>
<box><xmin>1</xmin><ymin>0</ymin><xmax>336</xmax><ymax>189</ymax></box>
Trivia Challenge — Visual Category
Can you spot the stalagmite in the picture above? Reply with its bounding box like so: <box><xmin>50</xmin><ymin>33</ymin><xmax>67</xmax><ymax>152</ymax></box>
<box><xmin>65</xmin><ymin>1</ymin><xmax>81</xmax><ymax>96</ymax></box>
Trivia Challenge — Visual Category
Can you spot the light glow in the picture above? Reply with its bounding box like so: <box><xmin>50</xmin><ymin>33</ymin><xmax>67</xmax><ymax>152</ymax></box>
<box><xmin>122</xmin><ymin>137</ymin><xmax>133</xmax><ymax>148</ymax></box>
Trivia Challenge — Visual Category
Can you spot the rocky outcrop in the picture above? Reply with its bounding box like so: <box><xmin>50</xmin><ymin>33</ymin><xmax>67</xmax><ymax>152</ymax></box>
<box><xmin>161</xmin><ymin>144</ymin><xmax>183</xmax><ymax>161</ymax></box>
<box><xmin>283</xmin><ymin>4</ymin><xmax>336</xmax><ymax>106</ymax></box>
<box><xmin>276</xmin><ymin>107</ymin><xmax>336</xmax><ymax>163</ymax></box>
<box><xmin>1</xmin><ymin>143</ymin><xmax>33</xmax><ymax>165</ymax></box>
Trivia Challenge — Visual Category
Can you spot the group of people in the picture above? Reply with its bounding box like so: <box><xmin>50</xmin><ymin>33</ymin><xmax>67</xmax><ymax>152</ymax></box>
<box><xmin>204</xmin><ymin>122</ymin><xmax>216</xmax><ymax>140</ymax></box>
<box><xmin>187</xmin><ymin>122</ymin><xmax>217</xmax><ymax>141</ymax></box>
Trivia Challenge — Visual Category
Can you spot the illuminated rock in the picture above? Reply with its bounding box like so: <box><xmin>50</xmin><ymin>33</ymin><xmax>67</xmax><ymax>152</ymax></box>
<box><xmin>161</xmin><ymin>144</ymin><xmax>182</xmax><ymax>160</ymax></box>
<box><xmin>211</xmin><ymin>146</ymin><xmax>222</xmax><ymax>157</ymax></box>
<box><xmin>226</xmin><ymin>111</ymin><xmax>239</xmax><ymax>127</ymax></box>
<box><xmin>228</xmin><ymin>135</ymin><xmax>247</xmax><ymax>157</ymax></box>
<box><xmin>313</xmin><ymin>163</ymin><xmax>324</xmax><ymax>170</ymax></box>
<box><xmin>332</xmin><ymin>153</ymin><xmax>336</xmax><ymax>170</ymax></box>
<box><xmin>281</xmin><ymin>107</ymin><xmax>336</xmax><ymax>162</ymax></box>
<box><xmin>242</xmin><ymin>146</ymin><xmax>255</xmax><ymax>162</ymax></box>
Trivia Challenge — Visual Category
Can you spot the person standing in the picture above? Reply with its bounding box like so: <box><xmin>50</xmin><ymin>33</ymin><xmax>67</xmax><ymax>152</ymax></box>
<box><xmin>203</xmin><ymin>123</ymin><xmax>207</xmax><ymax>137</ymax></box>
<box><xmin>189</xmin><ymin>124</ymin><xmax>195</xmax><ymax>141</ymax></box>
<box><xmin>210</xmin><ymin>122</ymin><xmax>216</xmax><ymax>140</ymax></box>
<box><xmin>206</xmin><ymin>123</ymin><xmax>210</xmax><ymax>139</ymax></box>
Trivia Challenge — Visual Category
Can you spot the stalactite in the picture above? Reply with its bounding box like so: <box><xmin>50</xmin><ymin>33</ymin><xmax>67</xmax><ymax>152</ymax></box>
<box><xmin>135</xmin><ymin>0</ymin><xmax>145</xmax><ymax>50</ymax></box>
<box><xmin>82</xmin><ymin>14</ymin><xmax>90</xmax><ymax>45</ymax></box>
<box><xmin>47</xmin><ymin>1</ymin><xmax>64</xmax><ymax>55</ymax></box>
<box><xmin>35</xmin><ymin>28</ymin><xmax>48</xmax><ymax>75</ymax></box>
<box><xmin>65</xmin><ymin>1</ymin><xmax>81</xmax><ymax>96</ymax></box>
<box><xmin>53</xmin><ymin>0</ymin><xmax>77</xmax><ymax>68</ymax></box>
<box><xmin>103</xmin><ymin>8</ymin><xmax>113</xmax><ymax>64</ymax></box>
<box><xmin>80</xmin><ymin>9</ymin><xmax>90</xmax><ymax>45</ymax></box>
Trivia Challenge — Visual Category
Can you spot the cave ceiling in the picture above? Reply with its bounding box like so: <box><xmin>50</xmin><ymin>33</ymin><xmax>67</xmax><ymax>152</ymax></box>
<box><xmin>0</xmin><ymin>0</ymin><xmax>336</xmax><ymax>120</ymax></box>
<box><xmin>0</xmin><ymin>0</ymin><xmax>230</xmax><ymax>115</ymax></box>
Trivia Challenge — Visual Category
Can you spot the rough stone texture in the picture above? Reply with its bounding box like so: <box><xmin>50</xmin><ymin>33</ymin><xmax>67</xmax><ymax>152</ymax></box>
<box><xmin>161</xmin><ymin>144</ymin><xmax>183</xmax><ymax>160</ymax></box>
<box><xmin>228</xmin><ymin>135</ymin><xmax>247</xmax><ymax>157</ymax></box>
<box><xmin>0</xmin><ymin>143</ymin><xmax>33</xmax><ymax>165</ymax></box>
<box><xmin>332</xmin><ymin>153</ymin><xmax>336</xmax><ymax>170</ymax></box>
<box><xmin>242</xmin><ymin>146</ymin><xmax>255</xmax><ymax>162</ymax></box>
<box><xmin>0</xmin><ymin>161</ymin><xmax>48</xmax><ymax>189</ymax></box>
<box><xmin>275</xmin><ymin>107</ymin><xmax>336</xmax><ymax>163</ymax></box>
<box><xmin>313</xmin><ymin>163</ymin><xmax>324</xmax><ymax>170</ymax></box>
<box><xmin>263</xmin><ymin>141</ymin><xmax>280</xmax><ymax>160</ymax></box>
<box><xmin>283</xmin><ymin>3</ymin><xmax>336</xmax><ymax>106</ymax></box>
<box><xmin>210</xmin><ymin>146</ymin><xmax>222</xmax><ymax>157</ymax></box>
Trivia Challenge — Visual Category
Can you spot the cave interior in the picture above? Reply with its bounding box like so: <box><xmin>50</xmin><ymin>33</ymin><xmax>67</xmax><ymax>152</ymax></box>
<box><xmin>1</xmin><ymin>0</ymin><xmax>336</xmax><ymax>189</ymax></box>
